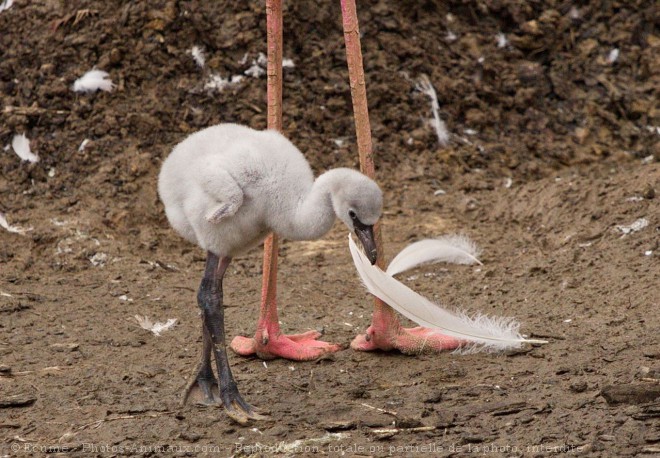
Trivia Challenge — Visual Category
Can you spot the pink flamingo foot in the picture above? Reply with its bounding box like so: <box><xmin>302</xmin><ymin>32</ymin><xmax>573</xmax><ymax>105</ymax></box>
<box><xmin>231</xmin><ymin>330</ymin><xmax>342</xmax><ymax>361</ymax></box>
<box><xmin>351</xmin><ymin>325</ymin><xmax>464</xmax><ymax>355</ymax></box>
<box><xmin>350</xmin><ymin>298</ymin><xmax>466</xmax><ymax>354</ymax></box>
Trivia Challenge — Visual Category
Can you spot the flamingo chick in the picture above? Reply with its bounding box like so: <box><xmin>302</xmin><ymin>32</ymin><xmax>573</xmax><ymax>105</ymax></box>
<box><xmin>158</xmin><ymin>123</ymin><xmax>382</xmax><ymax>423</ymax></box>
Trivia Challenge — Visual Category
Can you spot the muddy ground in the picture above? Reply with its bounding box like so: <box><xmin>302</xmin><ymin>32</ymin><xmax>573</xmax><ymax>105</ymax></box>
<box><xmin>1</xmin><ymin>0</ymin><xmax>659</xmax><ymax>457</ymax></box>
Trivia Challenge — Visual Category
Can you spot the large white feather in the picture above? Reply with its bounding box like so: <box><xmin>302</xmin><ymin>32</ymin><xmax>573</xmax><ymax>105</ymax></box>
<box><xmin>349</xmin><ymin>235</ymin><xmax>546</xmax><ymax>350</ymax></box>
<box><xmin>386</xmin><ymin>235</ymin><xmax>482</xmax><ymax>276</ymax></box>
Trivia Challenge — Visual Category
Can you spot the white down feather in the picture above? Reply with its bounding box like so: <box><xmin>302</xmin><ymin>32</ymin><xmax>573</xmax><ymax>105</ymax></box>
<box><xmin>73</xmin><ymin>69</ymin><xmax>115</xmax><ymax>93</ymax></box>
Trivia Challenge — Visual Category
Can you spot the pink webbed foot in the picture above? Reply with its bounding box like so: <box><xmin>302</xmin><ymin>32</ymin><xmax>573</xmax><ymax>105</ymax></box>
<box><xmin>351</xmin><ymin>325</ymin><xmax>464</xmax><ymax>355</ymax></box>
<box><xmin>231</xmin><ymin>330</ymin><xmax>342</xmax><ymax>361</ymax></box>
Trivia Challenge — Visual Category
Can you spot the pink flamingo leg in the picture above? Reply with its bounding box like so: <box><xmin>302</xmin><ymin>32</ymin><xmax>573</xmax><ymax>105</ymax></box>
<box><xmin>230</xmin><ymin>232</ymin><xmax>341</xmax><ymax>360</ymax></box>
<box><xmin>230</xmin><ymin>0</ymin><xmax>341</xmax><ymax>361</ymax></box>
<box><xmin>341</xmin><ymin>0</ymin><xmax>461</xmax><ymax>354</ymax></box>
<box><xmin>232</xmin><ymin>331</ymin><xmax>342</xmax><ymax>361</ymax></box>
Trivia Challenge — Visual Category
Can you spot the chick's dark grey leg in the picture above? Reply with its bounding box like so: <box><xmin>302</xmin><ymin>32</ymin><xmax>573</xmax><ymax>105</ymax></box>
<box><xmin>182</xmin><ymin>324</ymin><xmax>219</xmax><ymax>405</ymax></box>
<box><xmin>194</xmin><ymin>252</ymin><xmax>265</xmax><ymax>424</ymax></box>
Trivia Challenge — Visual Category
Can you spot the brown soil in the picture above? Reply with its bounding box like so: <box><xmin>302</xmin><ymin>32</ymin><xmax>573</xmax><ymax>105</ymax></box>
<box><xmin>1</xmin><ymin>1</ymin><xmax>658</xmax><ymax>457</ymax></box>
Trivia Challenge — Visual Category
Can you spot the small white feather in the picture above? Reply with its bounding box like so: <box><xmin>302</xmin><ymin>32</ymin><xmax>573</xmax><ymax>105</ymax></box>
<box><xmin>569</xmin><ymin>6</ymin><xmax>581</xmax><ymax>19</ymax></box>
<box><xmin>386</xmin><ymin>235</ymin><xmax>482</xmax><ymax>276</ymax></box>
<box><xmin>415</xmin><ymin>74</ymin><xmax>449</xmax><ymax>147</ymax></box>
<box><xmin>205</xmin><ymin>73</ymin><xmax>243</xmax><ymax>92</ymax></box>
<box><xmin>73</xmin><ymin>69</ymin><xmax>115</xmax><ymax>93</ymax></box>
<box><xmin>0</xmin><ymin>0</ymin><xmax>13</xmax><ymax>13</ymax></box>
<box><xmin>205</xmin><ymin>74</ymin><xmax>230</xmax><ymax>91</ymax></box>
<box><xmin>78</xmin><ymin>138</ymin><xmax>90</xmax><ymax>152</ymax></box>
<box><xmin>607</xmin><ymin>48</ymin><xmax>619</xmax><ymax>64</ymax></box>
<box><xmin>12</xmin><ymin>133</ymin><xmax>39</xmax><ymax>163</ymax></box>
<box><xmin>189</xmin><ymin>45</ymin><xmax>206</xmax><ymax>68</ymax></box>
<box><xmin>496</xmin><ymin>32</ymin><xmax>508</xmax><ymax>48</ymax></box>
<box><xmin>244</xmin><ymin>62</ymin><xmax>265</xmax><ymax>78</ymax></box>
<box><xmin>616</xmin><ymin>218</ymin><xmax>648</xmax><ymax>236</ymax></box>
<box><xmin>0</xmin><ymin>212</ymin><xmax>32</xmax><ymax>235</ymax></box>
<box><xmin>134</xmin><ymin>315</ymin><xmax>177</xmax><ymax>336</ymax></box>
<box><xmin>349</xmin><ymin>235</ymin><xmax>546</xmax><ymax>351</ymax></box>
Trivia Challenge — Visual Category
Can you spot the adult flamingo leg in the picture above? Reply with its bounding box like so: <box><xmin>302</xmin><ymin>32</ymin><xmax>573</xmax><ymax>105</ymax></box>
<box><xmin>229</xmin><ymin>0</ymin><xmax>341</xmax><ymax>361</ymax></box>
<box><xmin>340</xmin><ymin>0</ymin><xmax>462</xmax><ymax>354</ymax></box>
<box><xmin>230</xmin><ymin>234</ymin><xmax>341</xmax><ymax>360</ymax></box>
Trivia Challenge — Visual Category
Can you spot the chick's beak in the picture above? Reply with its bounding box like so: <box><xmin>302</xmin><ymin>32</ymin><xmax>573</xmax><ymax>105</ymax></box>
<box><xmin>354</xmin><ymin>221</ymin><xmax>377</xmax><ymax>265</ymax></box>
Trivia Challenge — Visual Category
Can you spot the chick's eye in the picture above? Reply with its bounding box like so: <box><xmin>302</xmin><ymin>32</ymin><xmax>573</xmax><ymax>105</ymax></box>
<box><xmin>349</xmin><ymin>210</ymin><xmax>357</xmax><ymax>219</ymax></box>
